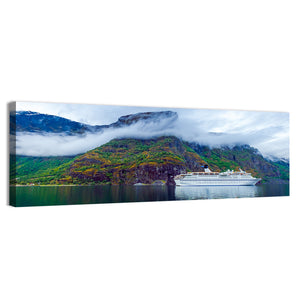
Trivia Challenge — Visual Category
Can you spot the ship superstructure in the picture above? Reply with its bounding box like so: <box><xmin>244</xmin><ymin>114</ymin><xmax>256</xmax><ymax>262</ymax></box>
<box><xmin>174</xmin><ymin>165</ymin><xmax>261</xmax><ymax>186</ymax></box>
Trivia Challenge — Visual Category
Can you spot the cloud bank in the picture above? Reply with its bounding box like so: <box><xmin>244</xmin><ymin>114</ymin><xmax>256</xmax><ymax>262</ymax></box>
<box><xmin>13</xmin><ymin>110</ymin><xmax>289</xmax><ymax>159</ymax></box>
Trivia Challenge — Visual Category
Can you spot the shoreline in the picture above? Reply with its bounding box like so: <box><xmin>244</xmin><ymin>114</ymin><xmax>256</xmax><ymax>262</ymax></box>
<box><xmin>10</xmin><ymin>182</ymin><xmax>289</xmax><ymax>187</ymax></box>
<box><xmin>10</xmin><ymin>183</ymin><xmax>164</xmax><ymax>187</ymax></box>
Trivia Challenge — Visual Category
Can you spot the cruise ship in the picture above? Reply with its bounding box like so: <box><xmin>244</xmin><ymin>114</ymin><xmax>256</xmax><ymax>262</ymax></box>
<box><xmin>174</xmin><ymin>165</ymin><xmax>261</xmax><ymax>186</ymax></box>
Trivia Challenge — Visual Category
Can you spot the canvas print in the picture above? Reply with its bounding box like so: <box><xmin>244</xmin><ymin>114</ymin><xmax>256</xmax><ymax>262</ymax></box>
<box><xmin>9</xmin><ymin>102</ymin><xmax>289</xmax><ymax>207</ymax></box>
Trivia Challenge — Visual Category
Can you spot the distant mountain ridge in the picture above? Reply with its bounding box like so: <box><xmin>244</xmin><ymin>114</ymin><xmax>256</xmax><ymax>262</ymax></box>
<box><xmin>10</xmin><ymin>111</ymin><xmax>94</xmax><ymax>135</ymax></box>
<box><xmin>10</xmin><ymin>110</ymin><xmax>178</xmax><ymax>135</ymax></box>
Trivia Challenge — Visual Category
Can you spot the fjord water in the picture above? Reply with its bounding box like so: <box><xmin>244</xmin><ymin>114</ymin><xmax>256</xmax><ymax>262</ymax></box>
<box><xmin>10</xmin><ymin>184</ymin><xmax>289</xmax><ymax>207</ymax></box>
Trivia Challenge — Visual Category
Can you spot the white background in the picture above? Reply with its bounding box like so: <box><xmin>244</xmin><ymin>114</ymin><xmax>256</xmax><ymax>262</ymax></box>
<box><xmin>0</xmin><ymin>1</ymin><xmax>299</xmax><ymax>299</ymax></box>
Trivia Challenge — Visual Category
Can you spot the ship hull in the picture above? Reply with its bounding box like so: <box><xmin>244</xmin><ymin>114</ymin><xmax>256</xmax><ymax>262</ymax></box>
<box><xmin>175</xmin><ymin>178</ymin><xmax>260</xmax><ymax>186</ymax></box>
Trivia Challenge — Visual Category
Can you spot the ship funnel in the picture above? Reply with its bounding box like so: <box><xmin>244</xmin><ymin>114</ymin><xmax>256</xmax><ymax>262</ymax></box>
<box><xmin>204</xmin><ymin>165</ymin><xmax>212</xmax><ymax>173</ymax></box>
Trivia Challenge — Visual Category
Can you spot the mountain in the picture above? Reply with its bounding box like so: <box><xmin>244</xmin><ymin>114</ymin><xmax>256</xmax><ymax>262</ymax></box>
<box><xmin>67</xmin><ymin>136</ymin><xmax>206</xmax><ymax>185</ymax></box>
<box><xmin>10</xmin><ymin>110</ymin><xmax>178</xmax><ymax>135</ymax></box>
<box><xmin>10</xmin><ymin>136</ymin><xmax>289</xmax><ymax>185</ymax></box>
<box><xmin>10</xmin><ymin>110</ymin><xmax>289</xmax><ymax>185</ymax></box>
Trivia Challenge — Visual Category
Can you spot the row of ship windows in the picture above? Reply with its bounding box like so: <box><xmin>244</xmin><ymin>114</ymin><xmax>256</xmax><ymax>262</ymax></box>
<box><xmin>185</xmin><ymin>176</ymin><xmax>252</xmax><ymax>179</ymax></box>
<box><xmin>179</xmin><ymin>181</ymin><xmax>254</xmax><ymax>185</ymax></box>
<box><xmin>182</xmin><ymin>178</ymin><xmax>253</xmax><ymax>181</ymax></box>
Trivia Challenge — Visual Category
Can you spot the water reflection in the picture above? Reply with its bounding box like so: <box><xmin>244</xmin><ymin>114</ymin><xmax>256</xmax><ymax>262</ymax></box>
<box><xmin>10</xmin><ymin>184</ymin><xmax>289</xmax><ymax>207</ymax></box>
<box><xmin>10</xmin><ymin>185</ymin><xmax>177</xmax><ymax>207</ymax></box>
<box><xmin>175</xmin><ymin>185</ymin><xmax>260</xmax><ymax>200</ymax></box>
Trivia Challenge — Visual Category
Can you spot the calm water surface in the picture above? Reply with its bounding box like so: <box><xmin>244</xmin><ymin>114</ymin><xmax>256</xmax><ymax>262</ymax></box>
<box><xmin>10</xmin><ymin>184</ymin><xmax>289</xmax><ymax>207</ymax></box>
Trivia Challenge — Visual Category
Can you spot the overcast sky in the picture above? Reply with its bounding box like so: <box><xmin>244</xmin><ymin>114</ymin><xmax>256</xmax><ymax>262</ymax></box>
<box><xmin>15</xmin><ymin>101</ymin><xmax>289</xmax><ymax>159</ymax></box>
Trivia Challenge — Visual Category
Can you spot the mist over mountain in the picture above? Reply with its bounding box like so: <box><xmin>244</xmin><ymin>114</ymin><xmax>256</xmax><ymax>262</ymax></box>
<box><xmin>10</xmin><ymin>110</ymin><xmax>288</xmax><ymax>160</ymax></box>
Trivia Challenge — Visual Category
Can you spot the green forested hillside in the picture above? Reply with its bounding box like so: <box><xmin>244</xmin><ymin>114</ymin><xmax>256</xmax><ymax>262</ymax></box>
<box><xmin>10</xmin><ymin>155</ymin><xmax>76</xmax><ymax>185</ymax></box>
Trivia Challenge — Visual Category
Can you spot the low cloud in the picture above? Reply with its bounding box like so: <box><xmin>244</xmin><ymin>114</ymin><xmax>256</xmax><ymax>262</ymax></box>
<box><xmin>12</xmin><ymin>114</ymin><xmax>289</xmax><ymax>159</ymax></box>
